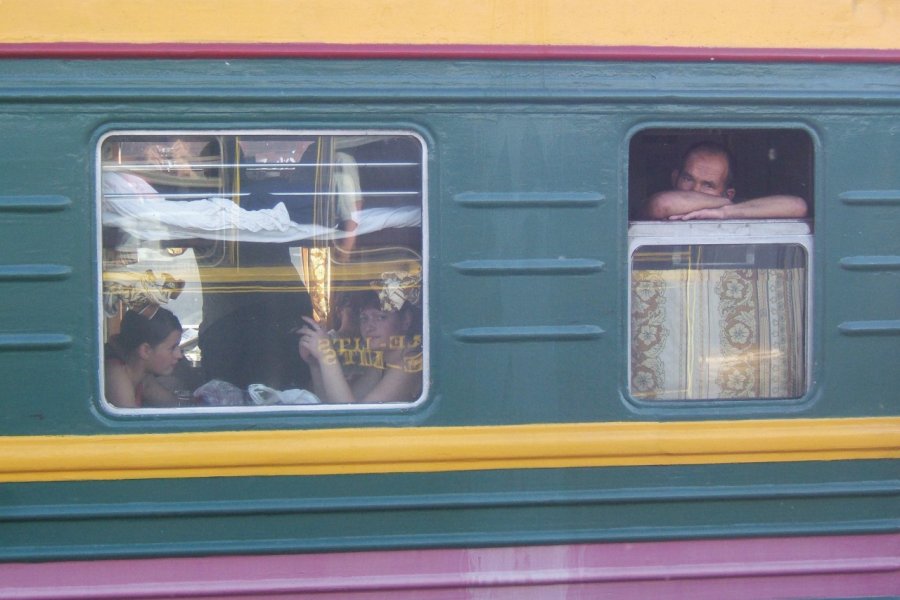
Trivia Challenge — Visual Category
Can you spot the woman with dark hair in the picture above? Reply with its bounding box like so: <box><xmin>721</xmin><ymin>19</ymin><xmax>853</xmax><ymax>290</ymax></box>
<box><xmin>104</xmin><ymin>307</ymin><xmax>184</xmax><ymax>408</ymax></box>
<box><xmin>297</xmin><ymin>269</ymin><xmax>422</xmax><ymax>404</ymax></box>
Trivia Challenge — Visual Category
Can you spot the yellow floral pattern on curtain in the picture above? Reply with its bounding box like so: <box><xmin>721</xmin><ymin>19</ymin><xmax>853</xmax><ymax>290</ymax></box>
<box><xmin>631</xmin><ymin>261</ymin><xmax>806</xmax><ymax>400</ymax></box>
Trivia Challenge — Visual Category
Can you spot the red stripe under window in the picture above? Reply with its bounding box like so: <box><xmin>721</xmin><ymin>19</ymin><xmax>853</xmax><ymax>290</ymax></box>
<box><xmin>1</xmin><ymin>43</ymin><xmax>899</xmax><ymax>63</ymax></box>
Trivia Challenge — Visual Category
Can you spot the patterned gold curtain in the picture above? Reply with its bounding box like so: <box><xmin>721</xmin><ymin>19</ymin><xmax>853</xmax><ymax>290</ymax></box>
<box><xmin>305</xmin><ymin>136</ymin><xmax>336</xmax><ymax>323</ymax></box>
<box><xmin>631</xmin><ymin>263</ymin><xmax>806</xmax><ymax>400</ymax></box>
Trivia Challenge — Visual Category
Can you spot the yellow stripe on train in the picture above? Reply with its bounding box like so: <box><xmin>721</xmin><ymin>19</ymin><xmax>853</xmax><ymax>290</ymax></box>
<box><xmin>1</xmin><ymin>417</ymin><xmax>898</xmax><ymax>483</ymax></box>
<box><xmin>0</xmin><ymin>0</ymin><xmax>898</xmax><ymax>50</ymax></box>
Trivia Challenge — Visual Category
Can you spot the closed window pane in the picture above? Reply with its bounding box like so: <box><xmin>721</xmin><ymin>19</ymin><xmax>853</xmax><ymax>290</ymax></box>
<box><xmin>630</xmin><ymin>244</ymin><xmax>807</xmax><ymax>400</ymax></box>
<box><xmin>100</xmin><ymin>133</ymin><xmax>425</xmax><ymax>409</ymax></box>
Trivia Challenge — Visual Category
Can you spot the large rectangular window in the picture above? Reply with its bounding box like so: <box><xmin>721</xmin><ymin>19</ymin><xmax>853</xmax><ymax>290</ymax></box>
<box><xmin>99</xmin><ymin>132</ymin><xmax>426</xmax><ymax>410</ymax></box>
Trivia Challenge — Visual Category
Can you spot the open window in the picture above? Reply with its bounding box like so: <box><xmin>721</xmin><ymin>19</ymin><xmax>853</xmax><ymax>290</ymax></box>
<box><xmin>629</xmin><ymin>129</ymin><xmax>813</xmax><ymax>221</ymax></box>
<box><xmin>99</xmin><ymin>131</ymin><xmax>426</xmax><ymax>410</ymax></box>
<box><xmin>628</xmin><ymin>129</ymin><xmax>812</xmax><ymax>401</ymax></box>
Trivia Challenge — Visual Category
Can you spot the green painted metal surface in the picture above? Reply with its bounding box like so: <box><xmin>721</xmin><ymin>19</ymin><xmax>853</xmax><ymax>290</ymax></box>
<box><xmin>0</xmin><ymin>58</ymin><xmax>897</xmax><ymax>559</ymax></box>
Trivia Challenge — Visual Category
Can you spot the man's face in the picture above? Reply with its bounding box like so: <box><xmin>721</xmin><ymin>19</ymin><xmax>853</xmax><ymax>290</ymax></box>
<box><xmin>672</xmin><ymin>151</ymin><xmax>735</xmax><ymax>199</ymax></box>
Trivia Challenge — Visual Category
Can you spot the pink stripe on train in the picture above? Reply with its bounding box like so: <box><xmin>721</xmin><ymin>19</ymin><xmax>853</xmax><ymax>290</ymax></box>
<box><xmin>1</xmin><ymin>533</ymin><xmax>898</xmax><ymax>599</ymax></box>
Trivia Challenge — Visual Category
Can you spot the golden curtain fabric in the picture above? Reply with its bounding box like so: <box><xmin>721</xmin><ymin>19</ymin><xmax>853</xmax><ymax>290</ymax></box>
<box><xmin>631</xmin><ymin>264</ymin><xmax>806</xmax><ymax>400</ymax></box>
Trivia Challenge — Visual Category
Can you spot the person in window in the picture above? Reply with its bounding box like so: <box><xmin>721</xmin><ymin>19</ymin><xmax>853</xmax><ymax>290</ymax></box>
<box><xmin>297</xmin><ymin>268</ymin><xmax>422</xmax><ymax>404</ymax></box>
<box><xmin>643</xmin><ymin>141</ymin><xmax>808</xmax><ymax>220</ymax></box>
<box><xmin>327</xmin><ymin>291</ymin><xmax>362</xmax><ymax>341</ymax></box>
<box><xmin>104</xmin><ymin>307</ymin><xmax>184</xmax><ymax>408</ymax></box>
<box><xmin>319</xmin><ymin>291</ymin><xmax>366</xmax><ymax>390</ymax></box>
<box><xmin>196</xmin><ymin>140</ymin><xmax>314</xmax><ymax>392</ymax></box>
<box><xmin>332</xmin><ymin>151</ymin><xmax>364</xmax><ymax>256</ymax></box>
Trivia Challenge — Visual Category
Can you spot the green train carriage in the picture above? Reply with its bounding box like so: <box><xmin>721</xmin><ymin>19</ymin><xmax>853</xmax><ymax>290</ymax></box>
<box><xmin>0</xmin><ymin>42</ymin><xmax>898</xmax><ymax>600</ymax></box>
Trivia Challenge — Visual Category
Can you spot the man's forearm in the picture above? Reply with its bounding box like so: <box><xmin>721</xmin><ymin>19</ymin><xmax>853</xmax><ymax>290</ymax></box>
<box><xmin>643</xmin><ymin>190</ymin><xmax>732</xmax><ymax>219</ymax></box>
<box><xmin>716</xmin><ymin>195</ymin><xmax>808</xmax><ymax>219</ymax></box>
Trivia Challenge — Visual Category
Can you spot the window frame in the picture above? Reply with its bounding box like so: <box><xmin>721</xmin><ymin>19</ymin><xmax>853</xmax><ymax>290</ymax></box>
<box><xmin>95</xmin><ymin>128</ymin><xmax>430</xmax><ymax>416</ymax></box>
<box><xmin>626</xmin><ymin>220</ymin><xmax>814</xmax><ymax>405</ymax></box>
<box><xmin>624</xmin><ymin>125</ymin><xmax>818</xmax><ymax>409</ymax></box>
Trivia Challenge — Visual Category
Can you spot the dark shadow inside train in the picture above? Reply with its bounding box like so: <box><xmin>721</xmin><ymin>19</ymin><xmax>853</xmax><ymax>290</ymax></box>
<box><xmin>628</xmin><ymin>129</ymin><xmax>814</xmax><ymax>221</ymax></box>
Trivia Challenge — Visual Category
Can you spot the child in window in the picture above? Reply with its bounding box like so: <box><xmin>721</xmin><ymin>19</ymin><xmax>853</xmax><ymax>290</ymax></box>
<box><xmin>297</xmin><ymin>269</ymin><xmax>422</xmax><ymax>404</ymax></box>
<box><xmin>104</xmin><ymin>307</ymin><xmax>184</xmax><ymax>408</ymax></box>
